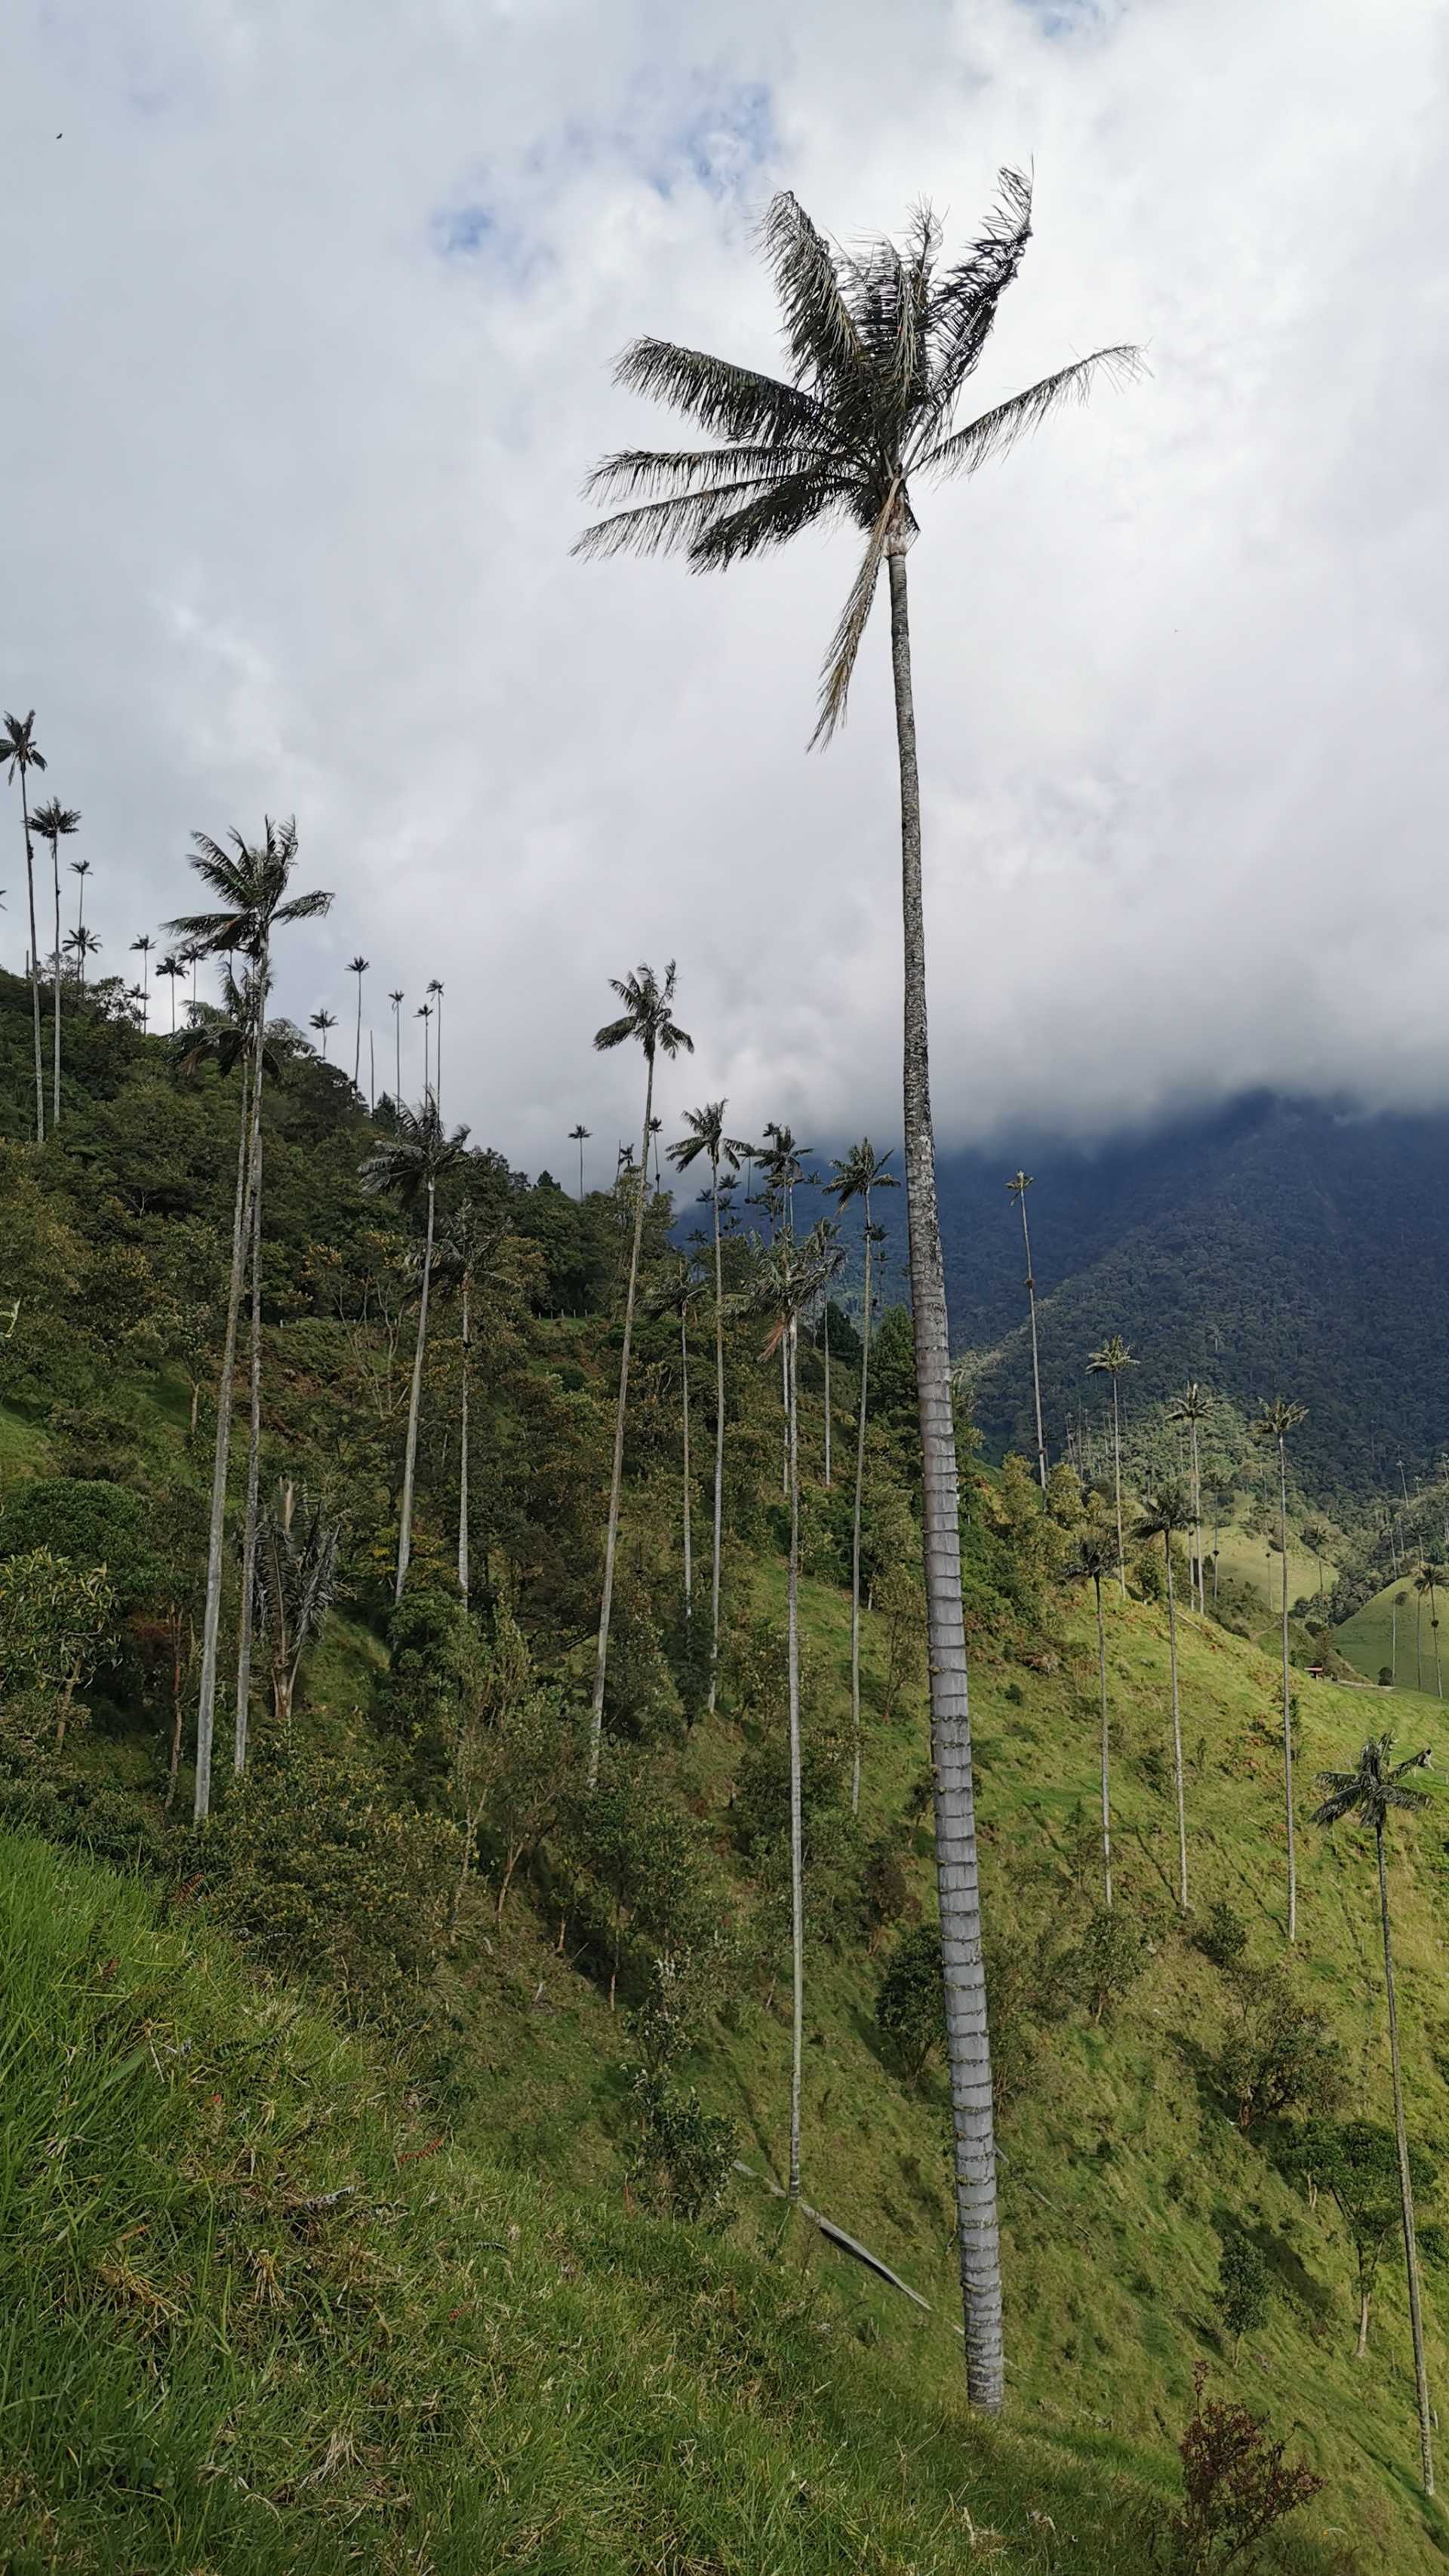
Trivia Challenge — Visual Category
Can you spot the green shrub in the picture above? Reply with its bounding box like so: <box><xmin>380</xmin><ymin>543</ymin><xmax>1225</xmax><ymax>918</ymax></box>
<box><xmin>1066</xmin><ymin>1908</ymin><xmax>1147</xmax><ymax>2025</ymax></box>
<box><xmin>1215</xmin><ymin>2235</ymin><xmax>1270</xmax><ymax>2359</ymax></box>
<box><xmin>629</xmin><ymin>2070</ymin><xmax>737</xmax><ymax>2227</ymax></box>
<box><xmin>1196</xmin><ymin>1898</ymin><xmax>1248</xmax><ymax>1973</ymax></box>
<box><xmin>875</xmin><ymin>1924</ymin><xmax>946</xmax><ymax>2083</ymax></box>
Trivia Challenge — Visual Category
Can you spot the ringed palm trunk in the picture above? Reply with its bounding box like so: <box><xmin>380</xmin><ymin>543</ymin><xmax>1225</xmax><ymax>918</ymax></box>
<box><xmin>1164</xmin><ymin>1528</ymin><xmax>1189</xmax><ymax>1913</ymax></box>
<box><xmin>888</xmin><ymin>544</ymin><xmax>1004</xmax><ymax>2411</ymax></box>
<box><xmin>707</xmin><ymin>1160</ymin><xmax>725</xmax><ymax>1715</ymax></box>
<box><xmin>395</xmin><ymin>1176</ymin><xmax>437</xmax><ymax>1605</ymax></box>
<box><xmin>1416</xmin><ymin>1590</ymin><xmax>1423</xmax><ymax>1692</ymax></box>
<box><xmin>194</xmin><ymin>1036</ymin><xmax>260</xmax><ymax>1823</ymax></box>
<box><xmin>786</xmin><ymin>1306</ymin><xmax>804</xmax><ymax>2204</ymax></box>
<box><xmin>822</xmin><ymin>1300</ymin><xmax>832</xmax><ymax>1486</ymax></box>
<box><xmin>589</xmin><ymin>1051</ymin><xmax>656</xmax><ymax>1784</ymax></box>
<box><xmin>1432</xmin><ymin>1583</ymin><xmax>1443</xmax><ymax>1701</ymax></box>
<box><xmin>233</xmin><ymin>1115</ymin><xmax>265</xmax><ymax>1774</ymax></box>
<box><xmin>1190</xmin><ymin>1420</ymin><xmax>1203</xmax><ymax>1613</ymax></box>
<box><xmin>1095</xmin><ymin>1574</ymin><xmax>1112</xmax><ymax>1910</ymax></box>
<box><xmin>354</xmin><ymin>982</ymin><xmax>363</xmax><ymax>1087</ymax></box>
<box><xmin>51</xmin><ymin>845</ymin><xmax>62</xmax><ymax>1128</ymax></box>
<box><xmin>679</xmin><ymin>1300</ymin><xmax>692</xmax><ymax>1615</ymax></box>
<box><xmin>1018</xmin><ymin>1193</ymin><xmax>1047</xmax><ymax>1492</ymax></box>
<box><xmin>1377</xmin><ymin>1821</ymin><xmax>1435</xmax><ymax>2493</ymax></box>
<box><xmin>1111</xmin><ymin>1378</ymin><xmax>1126</xmax><ymax>1599</ymax></box>
<box><xmin>1278</xmin><ymin>1438</ymin><xmax>1297</xmax><ymax>1942</ymax></box>
<box><xmin>457</xmin><ymin>1272</ymin><xmax>470</xmax><ymax>1606</ymax></box>
<box><xmin>849</xmin><ymin>1186</ymin><xmax>875</xmax><ymax>1817</ymax></box>
<box><xmin>20</xmin><ymin>780</ymin><xmax>43</xmax><ymax>1143</ymax></box>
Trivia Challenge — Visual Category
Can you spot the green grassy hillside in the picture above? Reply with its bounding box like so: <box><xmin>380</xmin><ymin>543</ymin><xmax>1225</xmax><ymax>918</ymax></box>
<box><xmin>1337</xmin><ymin>1577</ymin><xmax>1449</xmax><ymax>1705</ymax></box>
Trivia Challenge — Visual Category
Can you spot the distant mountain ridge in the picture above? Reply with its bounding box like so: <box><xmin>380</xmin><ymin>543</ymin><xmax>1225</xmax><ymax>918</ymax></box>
<box><xmin>860</xmin><ymin>1093</ymin><xmax>1449</xmax><ymax>1499</ymax></box>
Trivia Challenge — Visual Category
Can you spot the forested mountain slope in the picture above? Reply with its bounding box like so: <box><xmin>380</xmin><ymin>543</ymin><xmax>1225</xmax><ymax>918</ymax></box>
<box><xmin>4</xmin><ymin>968</ymin><xmax>1449</xmax><ymax>2569</ymax></box>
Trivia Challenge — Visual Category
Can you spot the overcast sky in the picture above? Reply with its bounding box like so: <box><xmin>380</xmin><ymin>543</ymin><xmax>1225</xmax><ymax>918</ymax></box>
<box><xmin>5</xmin><ymin>0</ymin><xmax>1447</xmax><ymax>1175</ymax></box>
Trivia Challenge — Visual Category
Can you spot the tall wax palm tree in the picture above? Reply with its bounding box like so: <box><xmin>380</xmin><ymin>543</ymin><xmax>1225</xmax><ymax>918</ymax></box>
<box><xmin>1251</xmin><ymin>1398</ymin><xmax>1309</xmax><ymax>1943</ymax></box>
<box><xmin>576</xmin><ymin>173</ymin><xmax>1138</xmax><ymax>2410</ymax></box>
<box><xmin>749</xmin><ymin>1224</ymin><xmax>840</xmax><ymax>2205</ymax></box>
<box><xmin>825</xmin><ymin>1139</ymin><xmax>898</xmax><ymax>1812</ymax></box>
<box><xmin>433</xmin><ymin>1201</ymin><xmax>511</xmax><ymax>1609</ymax></box>
<box><xmin>361</xmin><ymin>1099</ymin><xmax>471</xmax><ymax>1604</ymax></box>
<box><xmin>428</xmin><ymin>979</ymin><xmax>445</xmax><ymax>1109</ymax></box>
<box><xmin>1006</xmin><ymin>1171</ymin><xmax>1047</xmax><ymax>1491</ymax></box>
<box><xmin>1315</xmin><ymin>1737</ymin><xmax>1436</xmax><ymax>2495</ymax></box>
<box><xmin>668</xmin><ymin>1100</ymin><xmax>752</xmax><ymax>1713</ymax></box>
<box><xmin>1135</xmin><ymin>1482</ymin><xmax>1192</xmax><ymax>1914</ymax></box>
<box><xmin>415</xmin><ymin>1001</ymin><xmax>433</xmax><ymax>1099</ymax></box>
<box><xmin>63</xmin><ymin>924</ymin><xmax>100</xmax><ymax>990</ymax></box>
<box><xmin>168</xmin><ymin>818</ymin><xmax>333</xmax><ymax>1821</ymax></box>
<box><xmin>131</xmin><ymin>934</ymin><xmax>153</xmax><ymax>1030</ymax></box>
<box><xmin>157</xmin><ymin>953</ymin><xmax>186</xmax><ymax>1032</ymax></box>
<box><xmin>309</xmin><ymin>1008</ymin><xmax>338</xmax><ymax>1060</ymax></box>
<box><xmin>1</xmin><ymin>712</ymin><xmax>48</xmax><ymax>1141</ymax></box>
<box><xmin>1088</xmin><ymin>1336</ymin><xmax>1137</xmax><ymax>1602</ymax></box>
<box><xmin>1414</xmin><ymin>1563</ymin><xmax>1445</xmax><ymax>1703</ymax></box>
<box><xmin>1075</xmin><ymin>1521</ymin><xmax>1121</xmax><ymax>1909</ymax></box>
<box><xmin>389</xmin><ymin>989</ymin><xmax>405</xmax><ymax>1100</ymax></box>
<box><xmin>30</xmin><ymin>799</ymin><xmax>79</xmax><ymax>1128</ymax></box>
<box><xmin>570</xmin><ymin>1122</ymin><xmax>592</xmax><ymax>1200</ymax></box>
<box><xmin>1169</xmin><ymin>1381</ymin><xmax>1214</xmax><ymax>1614</ymax></box>
<box><xmin>647</xmin><ymin>1254</ymin><xmax>708</xmax><ymax>1620</ymax></box>
<box><xmin>348</xmin><ymin>955</ymin><xmax>370</xmax><ymax>1086</ymax></box>
<box><xmin>759</xmin><ymin>1123</ymin><xmax>812</xmax><ymax>1488</ymax></box>
<box><xmin>590</xmin><ymin>963</ymin><xmax>693</xmax><ymax>1780</ymax></box>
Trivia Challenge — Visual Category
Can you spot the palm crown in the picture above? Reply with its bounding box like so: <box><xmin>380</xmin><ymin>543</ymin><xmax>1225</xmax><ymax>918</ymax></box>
<box><xmin>1252</xmin><ymin>1397</ymin><xmax>1308</xmax><ymax>1444</ymax></box>
<box><xmin>0</xmin><ymin>710</ymin><xmax>45</xmax><ymax>787</ymax></box>
<box><xmin>668</xmin><ymin>1098</ymin><xmax>752</xmax><ymax>1179</ymax></box>
<box><xmin>1088</xmin><ymin>1334</ymin><xmax>1135</xmax><ymax>1378</ymax></box>
<box><xmin>595</xmin><ymin>961</ymin><xmax>693</xmax><ymax>1066</ymax></box>
<box><xmin>1074</xmin><ymin>1522</ymin><xmax>1121</xmax><ymax>1584</ymax></box>
<box><xmin>1314</xmin><ymin>1734</ymin><xmax>1432</xmax><ymax>1833</ymax></box>
<box><xmin>747</xmin><ymin>1222</ymin><xmax>844</xmax><ymax>1348</ymax></box>
<box><xmin>1168</xmin><ymin>1381</ymin><xmax>1213</xmax><ymax>1426</ymax></box>
<box><xmin>29</xmin><ymin>798</ymin><xmax>80</xmax><ymax>850</ymax></box>
<box><xmin>826</xmin><ymin>1137</ymin><xmax>897</xmax><ymax>1211</ymax></box>
<box><xmin>575</xmin><ymin>177</ymin><xmax>1140</xmax><ymax>740</ymax></box>
<box><xmin>360</xmin><ymin>1097</ymin><xmax>470</xmax><ymax>1214</ymax></box>
<box><xmin>1134</xmin><ymin>1481</ymin><xmax>1191</xmax><ymax>1542</ymax></box>
<box><xmin>168</xmin><ymin>819</ymin><xmax>332</xmax><ymax>962</ymax></box>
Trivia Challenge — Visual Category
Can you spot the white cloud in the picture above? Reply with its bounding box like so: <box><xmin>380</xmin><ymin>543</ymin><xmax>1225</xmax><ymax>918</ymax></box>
<box><xmin>4</xmin><ymin>0</ymin><xmax>1447</xmax><ymax>1168</ymax></box>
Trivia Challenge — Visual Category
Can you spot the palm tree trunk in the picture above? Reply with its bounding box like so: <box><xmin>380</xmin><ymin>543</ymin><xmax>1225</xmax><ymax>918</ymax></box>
<box><xmin>1190</xmin><ymin>1420</ymin><xmax>1203</xmax><ymax>1613</ymax></box>
<box><xmin>888</xmin><ymin>544</ymin><xmax>1004</xmax><ymax>2412</ymax></box>
<box><xmin>1432</xmin><ymin>1583</ymin><xmax>1443</xmax><ymax>1701</ymax></box>
<box><xmin>233</xmin><ymin>1116</ymin><xmax>264</xmax><ymax>1776</ymax></box>
<box><xmin>395</xmin><ymin>1176</ymin><xmax>436</xmax><ymax>1605</ymax></box>
<box><xmin>1096</xmin><ymin>1574</ymin><xmax>1112</xmax><ymax>1910</ymax></box>
<box><xmin>1018</xmin><ymin>1193</ymin><xmax>1047</xmax><ymax>1493</ymax></box>
<box><xmin>1392</xmin><ymin>1596</ymin><xmax>1398</xmax><ymax>1683</ymax></box>
<box><xmin>1417</xmin><ymin>1590</ymin><xmax>1424</xmax><ymax>1692</ymax></box>
<box><xmin>193</xmin><ymin>1042</ymin><xmax>258</xmax><ymax>1823</ymax></box>
<box><xmin>1278</xmin><ymin>1439</ymin><xmax>1297</xmax><ymax>1943</ymax></box>
<box><xmin>707</xmin><ymin>1162</ymin><xmax>724</xmax><ymax>1716</ymax></box>
<box><xmin>435</xmin><ymin>993</ymin><xmax>443</xmax><ymax>1114</ymax></box>
<box><xmin>1377</xmin><ymin>1820</ymin><xmax>1435</xmax><ymax>2494</ymax></box>
<box><xmin>787</xmin><ymin>1306</ymin><xmax>804</xmax><ymax>2205</ymax></box>
<box><xmin>589</xmin><ymin>1053</ymin><xmax>656</xmax><ymax>1784</ymax></box>
<box><xmin>51</xmin><ymin>845</ymin><xmax>62</xmax><ymax>1129</ymax></box>
<box><xmin>394</xmin><ymin>1008</ymin><xmax>401</xmax><ymax>1104</ymax></box>
<box><xmin>679</xmin><ymin>1300</ymin><xmax>692</xmax><ymax>1614</ymax></box>
<box><xmin>457</xmin><ymin>1272</ymin><xmax>470</xmax><ymax>1606</ymax></box>
<box><xmin>1112</xmin><ymin>1378</ymin><xmax>1126</xmax><ymax>1599</ymax></box>
<box><xmin>850</xmin><ymin>1189</ymin><xmax>873</xmax><ymax>1816</ymax></box>
<box><xmin>20</xmin><ymin>779</ymin><xmax>43</xmax><ymax>1144</ymax></box>
<box><xmin>1357</xmin><ymin>2282</ymin><xmax>1371</xmax><ymax>2361</ymax></box>
<box><xmin>354</xmin><ymin>979</ymin><xmax>363</xmax><ymax>1087</ymax></box>
<box><xmin>822</xmin><ymin>1300</ymin><xmax>832</xmax><ymax>1486</ymax></box>
<box><xmin>1164</xmin><ymin>1528</ymin><xmax>1188</xmax><ymax>1913</ymax></box>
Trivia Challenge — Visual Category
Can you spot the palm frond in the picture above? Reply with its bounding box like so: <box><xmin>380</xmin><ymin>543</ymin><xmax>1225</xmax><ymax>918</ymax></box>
<box><xmin>583</xmin><ymin>441</ymin><xmax>827</xmax><ymax>508</ymax></box>
<box><xmin>689</xmin><ymin>468</ymin><xmax>854</xmax><ymax>574</ymax></box>
<box><xmin>572</xmin><ymin>472</ymin><xmax>803</xmax><ymax>564</ymax></box>
<box><xmin>810</xmin><ymin>488</ymin><xmax>899</xmax><ymax>747</ymax></box>
<box><xmin>611</xmin><ymin>338</ymin><xmax>825</xmax><ymax>447</ymax></box>
<box><xmin>761</xmin><ymin>193</ymin><xmax>869</xmax><ymax>389</ymax></box>
<box><xmin>918</xmin><ymin>347</ymin><xmax>1144</xmax><ymax>483</ymax></box>
<box><xmin>594</xmin><ymin>1014</ymin><xmax>636</xmax><ymax>1054</ymax></box>
<box><xmin>922</xmin><ymin>167</ymin><xmax>1035</xmax><ymax>407</ymax></box>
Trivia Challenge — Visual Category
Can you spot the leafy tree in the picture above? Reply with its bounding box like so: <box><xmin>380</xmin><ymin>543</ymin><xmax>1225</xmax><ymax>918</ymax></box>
<box><xmin>1067</xmin><ymin>1906</ymin><xmax>1146</xmax><ymax>2026</ymax></box>
<box><xmin>1135</xmin><ymin>1481</ymin><xmax>1192</xmax><ymax>1913</ymax></box>
<box><xmin>0</xmin><ymin>1547</ymin><xmax>116</xmax><ymax>1752</ymax></box>
<box><xmin>1088</xmin><ymin>1335</ymin><xmax>1136</xmax><ymax>1601</ymax></box>
<box><xmin>251</xmin><ymin>1478</ymin><xmax>343</xmax><ymax>1736</ymax></box>
<box><xmin>360</xmin><ymin>1097</ymin><xmax>470</xmax><ymax>1605</ymax></box>
<box><xmin>1006</xmin><ymin>1171</ymin><xmax>1048</xmax><ymax>1491</ymax></box>
<box><xmin>876</xmin><ymin>1922</ymin><xmax>947</xmax><ymax>2083</ymax></box>
<box><xmin>589</xmin><ymin>963</ymin><xmax>693</xmax><ymax>1780</ymax></box>
<box><xmin>1169</xmin><ymin>2368</ymin><xmax>1321</xmax><ymax>2573</ymax></box>
<box><xmin>0</xmin><ymin>1476</ymin><xmax>157</xmax><ymax>1612</ymax></box>
<box><xmin>1215</xmin><ymin>2235</ymin><xmax>1269</xmax><ymax>2363</ymax></box>
<box><xmin>825</xmin><ymin>1139</ymin><xmax>897</xmax><ymax>1811</ymax></box>
<box><xmin>576</xmin><ymin>175</ymin><xmax>1138</xmax><ymax>2410</ymax></box>
<box><xmin>1287</xmin><ymin>2118</ymin><xmax>1438</xmax><ymax>2359</ymax></box>
<box><xmin>1217</xmin><ymin>1963</ymin><xmax>1340</xmax><ymax>2131</ymax></box>
<box><xmin>1251</xmin><ymin>1398</ymin><xmax>1309</xmax><ymax>1940</ymax></box>
<box><xmin>568</xmin><ymin>1759</ymin><xmax>708</xmax><ymax>2011</ymax></box>
<box><xmin>1315</xmin><ymin>1735</ymin><xmax>1436</xmax><ymax>2492</ymax></box>
<box><xmin>168</xmin><ymin>819</ymin><xmax>333</xmax><ymax>1820</ymax></box>
<box><xmin>1</xmin><ymin>710</ymin><xmax>48</xmax><ymax>1140</ymax></box>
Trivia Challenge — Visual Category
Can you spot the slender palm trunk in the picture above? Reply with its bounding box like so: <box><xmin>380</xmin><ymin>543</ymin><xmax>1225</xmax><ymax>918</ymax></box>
<box><xmin>786</xmin><ymin>1306</ymin><xmax>804</xmax><ymax>2204</ymax></box>
<box><xmin>822</xmin><ymin>1300</ymin><xmax>832</xmax><ymax>1485</ymax></box>
<box><xmin>1392</xmin><ymin>1596</ymin><xmax>1398</xmax><ymax>1683</ymax></box>
<box><xmin>457</xmin><ymin>1272</ymin><xmax>470</xmax><ymax>1606</ymax></box>
<box><xmin>679</xmin><ymin>1300</ymin><xmax>693</xmax><ymax>1614</ymax></box>
<box><xmin>395</xmin><ymin>1177</ymin><xmax>436</xmax><ymax>1605</ymax></box>
<box><xmin>354</xmin><ymin>980</ymin><xmax>363</xmax><ymax>1087</ymax></box>
<box><xmin>888</xmin><ymin>545</ymin><xmax>1003</xmax><ymax>2411</ymax></box>
<box><xmin>435</xmin><ymin>996</ymin><xmax>443</xmax><ymax>1114</ymax></box>
<box><xmin>579</xmin><ymin>1135</ymin><xmax>586</xmax><ymax>1201</ymax></box>
<box><xmin>1018</xmin><ymin>1193</ymin><xmax>1047</xmax><ymax>1492</ymax></box>
<box><xmin>394</xmin><ymin>1008</ymin><xmax>401</xmax><ymax>1103</ymax></box>
<box><xmin>1432</xmin><ymin>1585</ymin><xmax>1442</xmax><ymax>1701</ymax></box>
<box><xmin>233</xmin><ymin>1116</ymin><xmax>264</xmax><ymax>1775</ymax></box>
<box><xmin>1417</xmin><ymin>1591</ymin><xmax>1424</xmax><ymax>1692</ymax></box>
<box><xmin>1278</xmin><ymin>1439</ymin><xmax>1297</xmax><ymax>1943</ymax></box>
<box><xmin>1112</xmin><ymin>1377</ymin><xmax>1126</xmax><ymax>1599</ymax></box>
<box><xmin>1190</xmin><ymin>1420</ymin><xmax>1203</xmax><ymax>1613</ymax></box>
<box><xmin>707</xmin><ymin>1162</ymin><xmax>725</xmax><ymax>1715</ymax></box>
<box><xmin>193</xmin><ymin>1037</ymin><xmax>259</xmax><ymax>1824</ymax></box>
<box><xmin>589</xmin><ymin>1053</ymin><xmax>656</xmax><ymax>1784</ymax></box>
<box><xmin>1164</xmin><ymin>1528</ymin><xmax>1188</xmax><ymax>1913</ymax></box>
<box><xmin>1377</xmin><ymin>1823</ymin><xmax>1435</xmax><ymax>2494</ymax></box>
<box><xmin>51</xmin><ymin>846</ymin><xmax>62</xmax><ymax>1128</ymax></box>
<box><xmin>369</xmin><ymin>1030</ymin><xmax>375</xmax><ymax>1114</ymax></box>
<box><xmin>850</xmin><ymin>1190</ymin><xmax>874</xmax><ymax>1817</ymax></box>
<box><xmin>1095</xmin><ymin>1574</ymin><xmax>1112</xmax><ymax>1910</ymax></box>
<box><xmin>20</xmin><ymin>780</ymin><xmax>43</xmax><ymax>1144</ymax></box>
